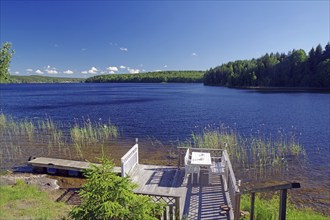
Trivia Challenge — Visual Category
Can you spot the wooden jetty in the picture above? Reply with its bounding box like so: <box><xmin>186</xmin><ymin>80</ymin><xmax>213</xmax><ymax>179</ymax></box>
<box><xmin>27</xmin><ymin>140</ymin><xmax>300</xmax><ymax>220</ymax></box>
<box><xmin>28</xmin><ymin>157</ymin><xmax>121</xmax><ymax>174</ymax></box>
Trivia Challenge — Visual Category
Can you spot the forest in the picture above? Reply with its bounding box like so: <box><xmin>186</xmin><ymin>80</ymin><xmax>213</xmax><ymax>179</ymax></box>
<box><xmin>204</xmin><ymin>43</ymin><xmax>330</xmax><ymax>88</ymax></box>
<box><xmin>85</xmin><ymin>71</ymin><xmax>204</xmax><ymax>83</ymax></box>
<box><xmin>10</xmin><ymin>75</ymin><xmax>83</xmax><ymax>83</ymax></box>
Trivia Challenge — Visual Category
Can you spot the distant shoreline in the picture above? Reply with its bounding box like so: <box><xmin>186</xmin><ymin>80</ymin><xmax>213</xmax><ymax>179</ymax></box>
<box><xmin>231</xmin><ymin>86</ymin><xmax>330</xmax><ymax>93</ymax></box>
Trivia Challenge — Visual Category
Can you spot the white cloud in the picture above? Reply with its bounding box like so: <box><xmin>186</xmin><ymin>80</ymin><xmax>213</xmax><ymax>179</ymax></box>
<box><xmin>26</xmin><ymin>69</ymin><xmax>33</xmax><ymax>72</ymax></box>
<box><xmin>154</xmin><ymin>69</ymin><xmax>162</xmax><ymax>72</ymax></box>
<box><xmin>45</xmin><ymin>69</ymin><xmax>58</xmax><ymax>74</ymax></box>
<box><xmin>191</xmin><ymin>52</ymin><xmax>197</xmax><ymax>56</ymax></box>
<box><xmin>108</xmin><ymin>71</ymin><xmax>115</xmax><ymax>74</ymax></box>
<box><xmin>35</xmin><ymin>69</ymin><xmax>44</xmax><ymax>74</ymax></box>
<box><xmin>44</xmin><ymin>65</ymin><xmax>58</xmax><ymax>74</ymax></box>
<box><xmin>63</xmin><ymin>70</ymin><xmax>74</xmax><ymax>74</ymax></box>
<box><xmin>164</xmin><ymin>65</ymin><xmax>167</xmax><ymax>68</ymax></box>
<box><xmin>13</xmin><ymin>71</ymin><xmax>19</xmax><ymax>75</ymax></box>
<box><xmin>81</xmin><ymin>48</ymin><xmax>87</xmax><ymax>51</ymax></box>
<box><xmin>120</xmin><ymin>47</ymin><xmax>128</xmax><ymax>51</ymax></box>
<box><xmin>107</xmin><ymin>66</ymin><xmax>118</xmax><ymax>72</ymax></box>
<box><xmin>120</xmin><ymin>65</ymin><xmax>126</xmax><ymax>69</ymax></box>
<box><xmin>128</xmin><ymin>68</ymin><xmax>140</xmax><ymax>74</ymax></box>
<box><xmin>88</xmin><ymin>67</ymin><xmax>98</xmax><ymax>74</ymax></box>
<box><xmin>81</xmin><ymin>71</ymin><xmax>88</xmax><ymax>74</ymax></box>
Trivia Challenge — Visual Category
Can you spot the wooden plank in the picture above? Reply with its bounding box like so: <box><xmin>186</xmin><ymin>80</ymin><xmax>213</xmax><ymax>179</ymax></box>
<box><xmin>28</xmin><ymin>157</ymin><xmax>121</xmax><ymax>173</ymax></box>
<box><xmin>244</xmin><ymin>182</ymin><xmax>301</xmax><ymax>194</ymax></box>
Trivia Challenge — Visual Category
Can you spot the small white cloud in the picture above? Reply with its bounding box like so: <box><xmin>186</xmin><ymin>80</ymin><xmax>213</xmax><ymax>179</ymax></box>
<box><xmin>154</xmin><ymin>69</ymin><xmax>162</xmax><ymax>72</ymax></box>
<box><xmin>54</xmin><ymin>44</ymin><xmax>59</xmax><ymax>47</ymax></box>
<box><xmin>63</xmin><ymin>70</ymin><xmax>74</xmax><ymax>74</ymax></box>
<box><xmin>120</xmin><ymin>65</ymin><xmax>126</xmax><ymax>69</ymax></box>
<box><xmin>88</xmin><ymin>67</ymin><xmax>98</xmax><ymax>74</ymax></box>
<box><xmin>35</xmin><ymin>69</ymin><xmax>44</xmax><ymax>74</ymax></box>
<box><xmin>128</xmin><ymin>68</ymin><xmax>140</xmax><ymax>74</ymax></box>
<box><xmin>12</xmin><ymin>71</ymin><xmax>19</xmax><ymax>75</ymax></box>
<box><xmin>191</xmin><ymin>52</ymin><xmax>197</xmax><ymax>56</ymax></box>
<box><xmin>108</xmin><ymin>71</ymin><xmax>115</xmax><ymax>74</ymax></box>
<box><xmin>107</xmin><ymin>66</ymin><xmax>118</xmax><ymax>72</ymax></box>
<box><xmin>46</xmin><ymin>69</ymin><xmax>58</xmax><ymax>74</ymax></box>
<box><xmin>44</xmin><ymin>65</ymin><xmax>58</xmax><ymax>74</ymax></box>
<box><xmin>81</xmin><ymin>71</ymin><xmax>88</xmax><ymax>74</ymax></box>
<box><xmin>81</xmin><ymin>48</ymin><xmax>87</xmax><ymax>51</ymax></box>
<box><xmin>164</xmin><ymin>65</ymin><xmax>167</xmax><ymax>68</ymax></box>
<box><xmin>120</xmin><ymin>47</ymin><xmax>128</xmax><ymax>51</ymax></box>
<box><xmin>26</xmin><ymin>69</ymin><xmax>33</xmax><ymax>72</ymax></box>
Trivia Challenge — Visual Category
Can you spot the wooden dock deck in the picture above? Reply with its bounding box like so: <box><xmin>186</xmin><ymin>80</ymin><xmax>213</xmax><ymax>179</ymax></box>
<box><xmin>27</xmin><ymin>157</ymin><xmax>121</xmax><ymax>174</ymax></box>
<box><xmin>27</xmin><ymin>143</ymin><xmax>237</xmax><ymax>219</ymax></box>
<box><xmin>129</xmin><ymin>164</ymin><xmax>231</xmax><ymax>219</ymax></box>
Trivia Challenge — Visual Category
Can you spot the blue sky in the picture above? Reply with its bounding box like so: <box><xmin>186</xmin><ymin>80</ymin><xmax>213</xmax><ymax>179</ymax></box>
<box><xmin>1</xmin><ymin>1</ymin><xmax>329</xmax><ymax>78</ymax></box>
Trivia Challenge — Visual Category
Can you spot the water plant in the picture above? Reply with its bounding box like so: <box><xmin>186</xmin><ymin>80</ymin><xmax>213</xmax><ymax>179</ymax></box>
<box><xmin>180</xmin><ymin>125</ymin><xmax>305</xmax><ymax>179</ymax></box>
<box><xmin>0</xmin><ymin>113</ymin><xmax>118</xmax><ymax>167</ymax></box>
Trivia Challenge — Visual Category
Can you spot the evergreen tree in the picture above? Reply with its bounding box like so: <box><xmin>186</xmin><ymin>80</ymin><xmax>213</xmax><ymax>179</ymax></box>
<box><xmin>69</xmin><ymin>157</ymin><xmax>164</xmax><ymax>220</ymax></box>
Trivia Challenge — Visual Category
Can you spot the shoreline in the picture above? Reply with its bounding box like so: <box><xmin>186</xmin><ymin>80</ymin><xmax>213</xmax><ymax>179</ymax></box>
<box><xmin>229</xmin><ymin>86</ymin><xmax>330</xmax><ymax>93</ymax></box>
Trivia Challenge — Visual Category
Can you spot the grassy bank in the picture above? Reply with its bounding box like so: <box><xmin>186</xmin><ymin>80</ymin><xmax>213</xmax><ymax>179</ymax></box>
<box><xmin>240</xmin><ymin>194</ymin><xmax>328</xmax><ymax>220</ymax></box>
<box><xmin>0</xmin><ymin>179</ymin><xmax>70</xmax><ymax>220</ymax></box>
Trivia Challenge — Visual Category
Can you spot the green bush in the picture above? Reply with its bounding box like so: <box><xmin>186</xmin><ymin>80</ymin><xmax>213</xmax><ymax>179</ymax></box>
<box><xmin>70</xmin><ymin>157</ymin><xmax>164</xmax><ymax>220</ymax></box>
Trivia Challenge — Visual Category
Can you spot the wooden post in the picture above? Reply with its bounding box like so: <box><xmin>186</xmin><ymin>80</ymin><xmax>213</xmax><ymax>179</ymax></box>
<box><xmin>136</xmin><ymin>138</ymin><xmax>139</xmax><ymax>165</ymax></box>
<box><xmin>234</xmin><ymin>193</ymin><xmax>241</xmax><ymax>220</ymax></box>
<box><xmin>250</xmin><ymin>192</ymin><xmax>255</xmax><ymax>220</ymax></box>
<box><xmin>169</xmin><ymin>205</ymin><xmax>174</xmax><ymax>220</ymax></box>
<box><xmin>175</xmin><ymin>197</ymin><xmax>180</xmax><ymax>219</ymax></box>
<box><xmin>279</xmin><ymin>189</ymin><xmax>288</xmax><ymax>220</ymax></box>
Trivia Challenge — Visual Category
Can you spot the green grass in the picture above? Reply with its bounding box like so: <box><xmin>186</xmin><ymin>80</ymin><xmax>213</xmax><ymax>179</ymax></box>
<box><xmin>240</xmin><ymin>194</ymin><xmax>329</xmax><ymax>220</ymax></box>
<box><xmin>0</xmin><ymin>180</ymin><xmax>70</xmax><ymax>220</ymax></box>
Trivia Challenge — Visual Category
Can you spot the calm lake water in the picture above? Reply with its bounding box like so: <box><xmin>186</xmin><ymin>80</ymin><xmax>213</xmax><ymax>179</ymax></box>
<box><xmin>1</xmin><ymin>83</ymin><xmax>329</xmax><ymax>178</ymax></box>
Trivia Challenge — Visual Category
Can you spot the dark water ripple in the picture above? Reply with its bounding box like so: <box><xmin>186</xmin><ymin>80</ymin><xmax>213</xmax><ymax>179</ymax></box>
<box><xmin>1</xmin><ymin>83</ymin><xmax>329</xmax><ymax>183</ymax></box>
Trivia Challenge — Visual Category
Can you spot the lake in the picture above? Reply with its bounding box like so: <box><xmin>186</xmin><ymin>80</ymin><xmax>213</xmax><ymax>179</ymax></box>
<box><xmin>1</xmin><ymin>83</ymin><xmax>329</xmax><ymax>196</ymax></box>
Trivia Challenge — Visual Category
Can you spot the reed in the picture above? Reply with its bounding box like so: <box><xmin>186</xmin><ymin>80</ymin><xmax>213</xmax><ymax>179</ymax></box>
<box><xmin>181</xmin><ymin>125</ymin><xmax>305</xmax><ymax>179</ymax></box>
<box><xmin>0</xmin><ymin>114</ymin><xmax>118</xmax><ymax>167</ymax></box>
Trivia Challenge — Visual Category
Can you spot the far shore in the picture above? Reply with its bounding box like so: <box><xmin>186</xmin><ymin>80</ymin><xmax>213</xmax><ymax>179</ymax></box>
<box><xmin>228</xmin><ymin>86</ymin><xmax>330</xmax><ymax>93</ymax></box>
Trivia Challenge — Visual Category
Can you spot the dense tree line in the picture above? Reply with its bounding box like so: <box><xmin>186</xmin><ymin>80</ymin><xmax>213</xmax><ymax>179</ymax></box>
<box><xmin>86</xmin><ymin>71</ymin><xmax>204</xmax><ymax>83</ymax></box>
<box><xmin>10</xmin><ymin>75</ymin><xmax>83</xmax><ymax>83</ymax></box>
<box><xmin>204</xmin><ymin>43</ymin><xmax>330</xmax><ymax>88</ymax></box>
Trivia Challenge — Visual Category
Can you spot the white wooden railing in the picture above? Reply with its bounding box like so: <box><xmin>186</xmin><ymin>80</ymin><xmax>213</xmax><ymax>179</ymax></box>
<box><xmin>121</xmin><ymin>139</ymin><xmax>139</xmax><ymax>177</ymax></box>
<box><xmin>222</xmin><ymin>149</ymin><xmax>241</xmax><ymax>220</ymax></box>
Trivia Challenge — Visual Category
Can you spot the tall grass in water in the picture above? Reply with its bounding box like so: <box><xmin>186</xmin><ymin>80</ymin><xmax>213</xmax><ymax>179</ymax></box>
<box><xmin>181</xmin><ymin>125</ymin><xmax>305</xmax><ymax>179</ymax></box>
<box><xmin>71</xmin><ymin>119</ymin><xmax>118</xmax><ymax>158</ymax></box>
<box><xmin>0</xmin><ymin>114</ymin><xmax>118</xmax><ymax>167</ymax></box>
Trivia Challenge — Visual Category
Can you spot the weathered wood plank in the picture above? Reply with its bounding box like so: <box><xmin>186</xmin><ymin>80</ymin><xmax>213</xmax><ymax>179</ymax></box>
<box><xmin>28</xmin><ymin>157</ymin><xmax>121</xmax><ymax>173</ymax></box>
